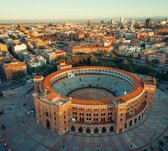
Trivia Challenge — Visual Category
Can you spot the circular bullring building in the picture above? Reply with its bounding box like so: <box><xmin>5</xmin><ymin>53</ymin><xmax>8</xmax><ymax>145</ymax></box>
<box><xmin>33</xmin><ymin>66</ymin><xmax>156</xmax><ymax>135</ymax></box>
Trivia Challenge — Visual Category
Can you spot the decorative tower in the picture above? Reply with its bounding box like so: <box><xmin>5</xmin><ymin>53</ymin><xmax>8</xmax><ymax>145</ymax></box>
<box><xmin>33</xmin><ymin>75</ymin><xmax>44</xmax><ymax>124</ymax></box>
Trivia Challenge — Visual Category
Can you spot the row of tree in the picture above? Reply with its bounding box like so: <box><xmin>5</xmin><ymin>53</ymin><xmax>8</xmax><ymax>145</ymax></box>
<box><xmin>13</xmin><ymin>71</ymin><xmax>26</xmax><ymax>81</ymax></box>
<box><xmin>93</xmin><ymin>58</ymin><xmax>168</xmax><ymax>81</ymax></box>
<box><xmin>31</xmin><ymin>64</ymin><xmax>57</xmax><ymax>76</ymax></box>
<box><xmin>56</xmin><ymin>54</ymin><xmax>97</xmax><ymax>66</ymax></box>
<box><xmin>30</xmin><ymin>54</ymin><xmax>168</xmax><ymax>81</ymax></box>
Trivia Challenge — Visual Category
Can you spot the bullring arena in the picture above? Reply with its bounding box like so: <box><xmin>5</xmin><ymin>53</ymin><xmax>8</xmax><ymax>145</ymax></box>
<box><xmin>33</xmin><ymin>66</ymin><xmax>156</xmax><ymax>135</ymax></box>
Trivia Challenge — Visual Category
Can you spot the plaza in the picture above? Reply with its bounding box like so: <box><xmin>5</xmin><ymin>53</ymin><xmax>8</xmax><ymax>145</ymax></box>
<box><xmin>0</xmin><ymin>81</ymin><xmax>168</xmax><ymax>151</ymax></box>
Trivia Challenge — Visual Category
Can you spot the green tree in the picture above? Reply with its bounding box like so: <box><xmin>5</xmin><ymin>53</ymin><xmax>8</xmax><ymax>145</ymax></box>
<box><xmin>152</xmin><ymin>59</ymin><xmax>160</xmax><ymax>65</ymax></box>
<box><xmin>13</xmin><ymin>71</ymin><xmax>26</xmax><ymax>80</ymax></box>
<box><xmin>136</xmin><ymin>66</ymin><xmax>151</xmax><ymax>75</ymax></box>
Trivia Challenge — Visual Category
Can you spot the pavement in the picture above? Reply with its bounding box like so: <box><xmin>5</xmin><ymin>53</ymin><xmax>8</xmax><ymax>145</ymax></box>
<box><xmin>0</xmin><ymin>80</ymin><xmax>27</xmax><ymax>93</ymax></box>
<box><xmin>0</xmin><ymin>82</ymin><xmax>168</xmax><ymax>151</ymax></box>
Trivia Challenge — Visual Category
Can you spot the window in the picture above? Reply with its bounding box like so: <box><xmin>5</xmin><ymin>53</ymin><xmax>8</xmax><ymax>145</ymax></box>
<box><xmin>46</xmin><ymin>112</ymin><xmax>49</xmax><ymax>117</ymax></box>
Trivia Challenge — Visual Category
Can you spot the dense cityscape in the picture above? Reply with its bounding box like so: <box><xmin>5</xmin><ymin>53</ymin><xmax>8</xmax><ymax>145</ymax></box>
<box><xmin>0</xmin><ymin>17</ymin><xmax>168</xmax><ymax>85</ymax></box>
<box><xmin>0</xmin><ymin>0</ymin><xmax>168</xmax><ymax>151</ymax></box>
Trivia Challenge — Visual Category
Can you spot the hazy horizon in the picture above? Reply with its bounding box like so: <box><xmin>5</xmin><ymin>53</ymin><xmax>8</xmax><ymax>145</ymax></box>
<box><xmin>0</xmin><ymin>0</ymin><xmax>168</xmax><ymax>21</ymax></box>
<box><xmin>0</xmin><ymin>16</ymin><xmax>167</xmax><ymax>24</ymax></box>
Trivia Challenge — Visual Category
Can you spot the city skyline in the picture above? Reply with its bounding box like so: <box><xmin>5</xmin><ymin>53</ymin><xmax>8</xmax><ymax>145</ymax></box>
<box><xmin>0</xmin><ymin>0</ymin><xmax>168</xmax><ymax>20</ymax></box>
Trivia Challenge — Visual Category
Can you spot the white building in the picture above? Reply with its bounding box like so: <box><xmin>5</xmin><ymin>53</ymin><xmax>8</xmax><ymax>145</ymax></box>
<box><xmin>120</xmin><ymin>17</ymin><xmax>124</xmax><ymax>23</ymax></box>
<box><xmin>14</xmin><ymin>44</ymin><xmax>27</xmax><ymax>54</ymax></box>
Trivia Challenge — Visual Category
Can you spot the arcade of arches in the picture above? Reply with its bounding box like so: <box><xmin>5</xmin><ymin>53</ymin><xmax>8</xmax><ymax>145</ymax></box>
<box><xmin>70</xmin><ymin>125</ymin><xmax>114</xmax><ymax>134</ymax></box>
<box><xmin>70</xmin><ymin>112</ymin><xmax>144</xmax><ymax>134</ymax></box>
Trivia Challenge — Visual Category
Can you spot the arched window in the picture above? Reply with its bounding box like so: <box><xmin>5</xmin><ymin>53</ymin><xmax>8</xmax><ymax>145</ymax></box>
<box><xmin>86</xmin><ymin>127</ymin><xmax>91</xmax><ymax>133</ymax></box>
<box><xmin>71</xmin><ymin>125</ymin><xmax>75</xmax><ymax>132</ymax></box>
<box><xmin>110</xmin><ymin>126</ymin><xmax>114</xmax><ymax>132</ymax></box>
<box><xmin>46</xmin><ymin>112</ymin><xmax>49</xmax><ymax>117</ymax></box>
<box><xmin>125</xmin><ymin>123</ymin><xmax>127</xmax><ymax>128</ymax></box>
<box><xmin>94</xmin><ymin>127</ymin><xmax>99</xmax><ymax>133</ymax></box>
<box><xmin>78</xmin><ymin>127</ymin><xmax>83</xmax><ymax>133</ymax></box>
<box><xmin>46</xmin><ymin>119</ymin><xmax>50</xmax><ymax>129</ymax></box>
<box><xmin>102</xmin><ymin>127</ymin><xmax>106</xmax><ymax>133</ymax></box>
<box><xmin>129</xmin><ymin>120</ymin><xmax>132</xmax><ymax>126</ymax></box>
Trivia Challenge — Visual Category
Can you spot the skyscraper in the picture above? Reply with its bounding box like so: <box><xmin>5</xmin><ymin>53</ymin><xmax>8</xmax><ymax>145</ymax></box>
<box><xmin>87</xmin><ymin>20</ymin><xmax>91</xmax><ymax>26</ymax></box>
<box><xmin>110</xmin><ymin>20</ymin><xmax>115</xmax><ymax>25</ymax></box>
<box><xmin>145</xmin><ymin>18</ymin><xmax>153</xmax><ymax>28</ymax></box>
<box><xmin>129</xmin><ymin>19</ymin><xmax>134</xmax><ymax>29</ymax></box>
<box><xmin>120</xmin><ymin>17</ymin><xmax>124</xmax><ymax>23</ymax></box>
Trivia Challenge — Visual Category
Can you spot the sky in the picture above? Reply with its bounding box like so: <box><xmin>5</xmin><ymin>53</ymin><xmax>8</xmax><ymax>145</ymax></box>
<box><xmin>0</xmin><ymin>0</ymin><xmax>168</xmax><ymax>20</ymax></box>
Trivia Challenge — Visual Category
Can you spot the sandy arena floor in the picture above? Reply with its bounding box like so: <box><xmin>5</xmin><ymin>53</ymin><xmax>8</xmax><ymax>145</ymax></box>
<box><xmin>68</xmin><ymin>88</ymin><xmax>115</xmax><ymax>100</ymax></box>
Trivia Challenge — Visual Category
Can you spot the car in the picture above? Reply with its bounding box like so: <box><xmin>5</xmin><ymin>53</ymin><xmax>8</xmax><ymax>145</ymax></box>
<box><xmin>30</xmin><ymin>110</ymin><xmax>34</xmax><ymax>113</ymax></box>
<box><xmin>30</xmin><ymin>108</ymin><xmax>35</xmax><ymax>113</ymax></box>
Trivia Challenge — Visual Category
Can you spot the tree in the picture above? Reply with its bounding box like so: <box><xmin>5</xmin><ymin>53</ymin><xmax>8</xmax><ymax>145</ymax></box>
<box><xmin>1</xmin><ymin>124</ymin><xmax>6</xmax><ymax>130</ymax></box>
<box><xmin>136</xmin><ymin>66</ymin><xmax>151</xmax><ymax>75</ymax></box>
<box><xmin>129</xmin><ymin>54</ymin><xmax>134</xmax><ymax>58</ymax></box>
<box><xmin>118</xmin><ymin>62</ymin><xmax>131</xmax><ymax>71</ymax></box>
<box><xmin>152</xmin><ymin>59</ymin><xmax>160</xmax><ymax>65</ymax></box>
<box><xmin>0</xmin><ymin>93</ymin><xmax>3</xmax><ymax>97</ymax></box>
<box><xmin>13</xmin><ymin>71</ymin><xmax>26</xmax><ymax>81</ymax></box>
<box><xmin>101</xmin><ymin>50</ymin><xmax>107</xmax><ymax>58</ymax></box>
<box><xmin>111</xmin><ymin>54</ymin><xmax>116</xmax><ymax>58</ymax></box>
<box><xmin>114</xmin><ymin>58</ymin><xmax>123</xmax><ymax>64</ymax></box>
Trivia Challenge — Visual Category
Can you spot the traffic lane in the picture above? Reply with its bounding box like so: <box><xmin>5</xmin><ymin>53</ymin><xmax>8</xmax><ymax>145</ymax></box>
<box><xmin>0</xmin><ymin>80</ymin><xmax>27</xmax><ymax>92</ymax></box>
